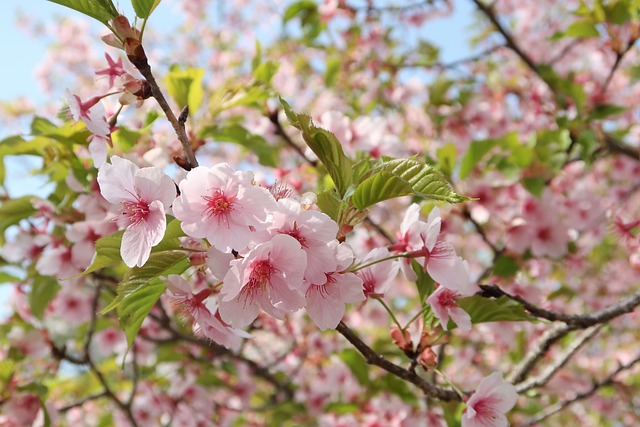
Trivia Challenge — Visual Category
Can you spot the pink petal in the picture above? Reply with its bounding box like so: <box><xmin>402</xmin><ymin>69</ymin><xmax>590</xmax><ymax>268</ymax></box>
<box><xmin>97</xmin><ymin>156</ymin><xmax>138</xmax><ymax>204</ymax></box>
<box><xmin>134</xmin><ymin>167</ymin><xmax>176</xmax><ymax>208</ymax></box>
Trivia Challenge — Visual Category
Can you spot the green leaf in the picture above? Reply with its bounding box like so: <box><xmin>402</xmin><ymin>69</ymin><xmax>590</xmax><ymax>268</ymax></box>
<box><xmin>76</xmin><ymin>230</ymin><xmax>124</xmax><ymax>277</ymax></box>
<box><xmin>372</xmin><ymin>157</ymin><xmax>468</xmax><ymax>204</ymax></box>
<box><xmin>253</xmin><ymin>61</ymin><xmax>280</xmax><ymax>84</ymax></box>
<box><xmin>47</xmin><ymin>0</ymin><xmax>119</xmax><ymax>25</ymax></box>
<box><xmin>283</xmin><ymin>0</ymin><xmax>316</xmax><ymax>22</ymax></box>
<box><xmin>460</xmin><ymin>138</ymin><xmax>501</xmax><ymax>179</ymax></box>
<box><xmin>589</xmin><ymin>104</ymin><xmax>628</xmax><ymax>120</ymax></box>
<box><xmin>460</xmin><ymin>133</ymin><xmax>519</xmax><ymax>179</ymax></box>
<box><xmin>0</xmin><ymin>271</ymin><xmax>21</xmax><ymax>284</ymax></box>
<box><xmin>112</xmin><ymin>127</ymin><xmax>143</xmax><ymax>152</ymax></box>
<box><xmin>281</xmin><ymin>98</ymin><xmax>353</xmax><ymax>197</ymax></box>
<box><xmin>165</xmin><ymin>67</ymin><xmax>205</xmax><ymax>114</ymax></box>
<box><xmin>118</xmin><ymin>279</ymin><xmax>166</xmax><ymax>346</ymax></box>
<box><xmin>131</xmin><ymin>0</ymin><xmax>161</xmax><ymax>18</ymax></box>
<box><xmin>0</xmin><ymin>359</ymin><xmax>15</xmax><ymax>381</ymax></box>
<box><xmin>412</xmin><ymin>260</ymin><xmax>435</xmax><ymax>308</ymax></box>
<box><xmin>492</xmin><ymin>255</ymin><xmax>519</xmax><ymax>278</ymax></box>
<box><xmin>351</xmin><ymin>171</ymin><xmax>413</xmax><ymax>210</ymax></box>
<box><xmin>436</xmin><ymin>143</ymin><xmax>457</xmax><ymax>177</ymax></box>
<box><xmin>564</xmin><ymin>20</ymin><xmax>600</xmax><ymax>38</ymax></box>
<box><xmin>0</xmin><ymin>196</ymin><xmax>37</xmax><ymax>245</ymax></box>
<box><xmin>103</xmin><ymin>251</ymin><xmax>190</xmax><ymax>346</ymax></box>
<box><xmin>77</xmin><ymin>218</ymin><xmax>184</xmax><ymax>278</ymax></box>
<box><xmin>338</xmin><ymin>348</ymin><xmax>370</xmax><ymax>385</ymax></box>
<box><xmin>457</xmin><ymin>295</ymin><xmax>534</xmax><ymax>326</ymax></box>
<box><xmin>200</xmin><ymin>125</ymin><xmax>279</xmax><ymax>167</ymax></box>
<box><xmin>315</xmin><ymin>190</ymin><xmax>341</xmax><ymax>221</ymax></box>
<box><xmin>29</xmin><ymin>276</ymin><xmax>61</xmax><ymax>320</ymax></box>
<box><xmin>522</xmin><ymin>177</ymin><xmax>546</xmax><ymax>197</ymax></box>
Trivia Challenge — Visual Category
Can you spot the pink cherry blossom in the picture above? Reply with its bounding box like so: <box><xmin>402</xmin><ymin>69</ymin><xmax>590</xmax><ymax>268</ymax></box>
<box><xmin>95</xmin><ymin>53</ymin><xmax>126</xmax><ymax>88</ymax></box>
<box><xmin>304</xmin><ymin>242</ymin><xmax>365</xmax><ymax>330</ymax></box>
<box><xmin>356</xmin><ymin>247</ymin><xmax>399</xmax><ymax>297</ymax></box>
<box><xmin>65</xmin><ymin>89</ymin><xmax>110</xmax><ymax>137</ymax></box>
<box><xmin>462</xmin><ymin>372</ymin><xmax>518</xmax><ymax>427</ymax></box>
<box><xmin>165</xmin><ymin>275</ymin><xmax>250</xmax><ymax>350</ymax></box>
<box><xmin>269</xmin><ymin>198</ymin><xmax>339</xmax><ymax>284</ymax></box>
<box><xmin>172</xmin><ymin>164</ymin><xmax>278</xmax><ymax>252</ymax></box>
<box><xmin>394</xmin><ymin>204</ymin><xmax>474</xmax><ymax>293</ymax></box>
<box><xmin>97</xmin><ymin>156</ymin><xmax>176</xmax><ymax>267</ymax></box>
<box><xmin>219</xmin><ymin>234</ymin><xmax>307</xmax><ymax>327</ymax></box>
<box><xmin>426</xmin><ymin>285</ymin><xmax>472</xmax><ymax>331</ymax></box>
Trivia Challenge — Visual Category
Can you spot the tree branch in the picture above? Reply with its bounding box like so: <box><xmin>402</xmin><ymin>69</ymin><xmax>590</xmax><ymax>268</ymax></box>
<box><xmin>515</xmin><ymin>325</ymin><xmax>602</xmax><ymax>392</ymax></box>
<box><xmin>518</xmin><ymin>353</ymin><xmax>640</xmax><ymax>427</ymax></box>
<box><xmin>480</xmin><ymin>284</ymin><xmax>640</xmax><ymax>328</ymax></box>
<box><xmin>335</xmin><ymin>321</ymin><xmax>460</xmax><ymax>401</ymax></box>
<box><xmin>130</xmin><ymin>47</ymin><xmax>199</xmax><ymax>170</ymax></box>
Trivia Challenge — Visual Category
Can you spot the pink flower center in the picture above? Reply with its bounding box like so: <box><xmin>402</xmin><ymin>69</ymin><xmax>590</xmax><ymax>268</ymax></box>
<box><xmin>437</xmin><ymin>288</ymin><xmax>461</xmax><ymax>309</ymax></box>
<box><xmin>536</xmin><ymin>227</ymin><xmax>551</xmax><ymax>242</ymax></box>
<box><xmin>359</xmin><ymin>270</ymin><xmax>380</xmax><ymax>297</ymax></box>
<box><xmin>284</xmin><ymin>222</ymin><xmax>307</xmax><ymax>247</ymax></box>
<box><xmin>202</xmin><ymin>190</ymin><xmax>235</xmax><ymax>224</ymax></box>
<box><xmin>121</xmin><ymin>198</ymin><xmax>150</xmax><ymax>226</ymax></box>
<box><xmin>469</xmin><ymin>395</ymin><xmax>501</xmax><ymax>422</ymax></box>
<box><xmin>242</xmin><ymin>259</ymin><xmax>275</xmax><ymax>305</ymax></box>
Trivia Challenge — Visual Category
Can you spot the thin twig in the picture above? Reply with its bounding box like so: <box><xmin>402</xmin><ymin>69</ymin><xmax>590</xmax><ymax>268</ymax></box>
<box><xmin>131</xmin><ymin>50</ymin><xmax>199</xmax><ymax>170</ymax></box>
<box><xmin>518</xmin><ymin>354</ymin><xmax>640</xmax><ymax>427</ymax></box>
<box><xmin>516</xmin><ymin>325</ymin><xmax>602</xmax><ymax>392</ymax></box>
<box><xmin>480</xmin><ymin>284</ymin><xmax>640</xmax><ymax>328</ymax></box>
<box><xmin>268</xmin><ymin>109</ymin><xmax>317</xmax><ymax>167</ymax></box>
<box><xmin>507</xmin><ymin>323</ymin><xmax>571</xmax><ymax>384</ymax></box>
<box><xmin>335</xmin><ymin>321</ymin><xmax>460</xmax><ymax>401</ymax></box>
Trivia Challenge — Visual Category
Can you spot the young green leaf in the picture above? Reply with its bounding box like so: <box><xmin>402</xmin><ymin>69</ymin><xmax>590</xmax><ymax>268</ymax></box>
<box><xmin>47</xmin><ymin>0</ymin><xmax>119</xmax><ymax>25</ymax></box>
<box><xmin>372</xmin><ymin>157</ymin><xmax>468</xmax><ymax>204</ymax></box>
<box><xmin>131</xmin><ymin>0</ymin><xmax>161</xmax><ymax>19</ymax></box>
<box><xmin>29</xmin><ymin>276</ymin><xmax>61</xmax><ymax>320</ymax></box>
<box><xmin>102</xmin><ymin>251</ymin><xmax>190</xmax><ymax>345</ymax></box>
<box><xmin>280</xmin><ymin>98</ymin><xmax>353</xmax><ymax>196</ymax></box>
<box><xmin>457</xmin><ymin>295</ymin><xmax>534</xmax><ymax>326</ymax></box>
<box><xmin>351</xmin><ymin>172</ymin><xmax>413</xmax><ymax>210</ymax></box>
<box><xmin>200</xmin><ymin>125</ymin><xmax>279</xmax><ymax>167</ymax></box>
<box><xmin>0</xmin><ymin>196</ymin><xmax>37</xmax><ymax>245</ymax></box>
<box><xmin>165</xmin><ymin>67</ymin><xmax>205</xmax><ymax>114</ymax></box>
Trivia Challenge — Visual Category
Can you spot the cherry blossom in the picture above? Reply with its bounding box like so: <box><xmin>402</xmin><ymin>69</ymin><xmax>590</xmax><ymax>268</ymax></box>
<box><xmin>426</xmin><ymin>285</ymin><xmax>473</xmax><ymax>332</ymax></box>
<box><xmin>172</xmin><ymin>164</ymin><xmax>277</xmax><ymax>252</ymax></box>
<box><xmin>219</xmin><ymin>234</ymin><xmax>307</xmax><ymax>327</ymax></box>
<box><xmin>165</xmin><ymin>275</ymin><xmax>250</xmax><ymax>350</ymax></box>
<box><xmin>356</xmin><ymin>247</ymin><xmax>400</xmax><ymax>297</ymax></box>
<box><xmin>304</xmin><ymin>242</ymin><xmax>365</xmax><ymax>330</ymax></box>
<box><xmin>462</xmin><ymin>372</ymin><xmax>518</xmax><ymax>427</ymax></box>
<box><xmin>97</xmin><ymin>156</ymin><xmax>176</xmax><ymax>267</ymax></box>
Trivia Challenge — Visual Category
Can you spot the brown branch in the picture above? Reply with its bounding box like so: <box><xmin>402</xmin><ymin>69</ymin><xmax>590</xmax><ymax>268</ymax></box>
<box><xmin>130</xmin><ymin>46</ymin><xmax>199</xmax><ymax>170</ymax></box>
<box><xmin>52</xmin><ymin>285</ymin><xmax>140</xmax><ymax>427</ymax></box>
<box><xmin>602</xmin><ymin>38</ymin><xmax>638</xmax><ymax>94</ymax></box>
<box><xmin>479</xmin><ymin>284</ymin><xmax>640</xmax><ymax>328</ymax></box>
<box><xmin>517</xmin><ymin>353</ymin><xmax>640</xmax><ymax>427</ymax></box>
<box><xmin>58</xmin><ymin>391</ymin><xmax>109</xmax><ymax>413</ymax></box>
<box><xmin>146</xmin><ymin>310</ymin><xmax>295</xmax><ymax>402</ymax></box>
<box><xmin>268</xmin><ymin>109</ymin><xmax>317</xmax><ymax>167</ymax></box>
<box><xmin>335</xmin><ymin>321</ymin><xmax>460</xmax><ymax>401</ymax></box>
<box><xmin>470</xmin><ymin>0</ymin><xmax>540</xmax><ymax>76</ymax></box>
<box><xmin>515</xmin><ymin>325</ymin><xmax>602</xmax><ymax>392</ymax></box>
<box><xmin>507</xmin><ymin>323</ymin><xmax>571</xmax><ymax>384</ymax></box>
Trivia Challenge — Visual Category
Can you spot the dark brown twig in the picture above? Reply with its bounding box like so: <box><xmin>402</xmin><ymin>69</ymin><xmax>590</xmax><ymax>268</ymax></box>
<box><xmin>336</xmin><ymin>321</ymin><xmax>460</xmax><ymax>401</ymax></box>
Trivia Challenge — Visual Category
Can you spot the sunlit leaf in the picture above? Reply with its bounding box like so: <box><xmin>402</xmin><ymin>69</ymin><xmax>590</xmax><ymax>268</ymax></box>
<box><xmin>131</xmin><ymin>0</ymin><xmax>161</xmax><ymax>19</ymax></box>
<box><xmin>281</xmin><ymin>98</ymin><xmax>353</xmax><ymax>197</ymax></box>
<box><xmin>0</xmin><ymin>196</ymin><xmax>37</xmax><ymax>245</ymax></box>
<box><xmin>47</xmin><ymin>0</ymin><xmax>119</xmax><ymax>25</ymax></box>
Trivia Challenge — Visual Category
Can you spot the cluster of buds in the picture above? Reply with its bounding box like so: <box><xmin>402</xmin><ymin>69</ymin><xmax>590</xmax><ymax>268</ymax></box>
<box><xmin>390</xmin><ymin>325</ymin><xmax>443</xmax><ymax>370</ymax></box>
